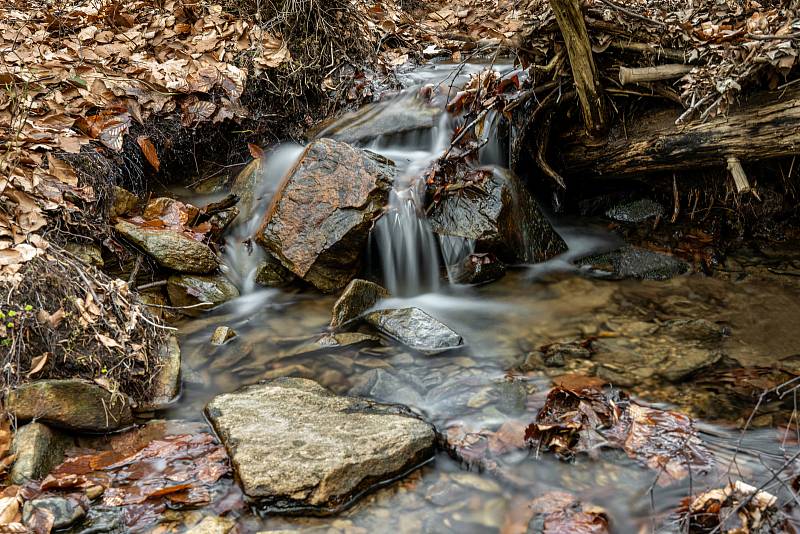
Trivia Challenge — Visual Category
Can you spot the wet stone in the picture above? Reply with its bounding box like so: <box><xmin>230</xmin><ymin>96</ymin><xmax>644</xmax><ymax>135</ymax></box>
<box><xmin>256</xmin><ymin>138</ymin><xmax>394</xmax><ymax>292</ymax></box>
<box><xmin>254</xmin><ymin>254</ymin><xmax>296</xmax><ymax>288</ymax></box>
<box><xmin>167</xmin><ymin>273</ymin><xmax>240</xmax><ymax>316</ymax></box>
<box><xmin>605</xmin><ymin>198</ymin><xmax>664</xmax><ymax>223</ymax></box>
<box><xmin>205</xmin><ymin>378</ymin><xmax>435</xmax><ymax>512</ymax></box>
<box><xmin>115</xmin><ymin>220</ymin><xmax>219</xmax><ymax>274</ymax></box>
<box><xmin>211</xmin><ymin>326</ymin><xmax>237</xmax><ymax>345</ymax></box>
<box><xmin>350</xmin><ymin>368</ymin><xmax>427</xmax><ymax>408</ymax></box>
<box><xmin>577</xmin><ymin>245</ymin><xmax>689</xmax><ymax>280</ymax></box>
<box><xmin>6</xmin><ymin>379</ymin><xmax>133</xmax><ymax>432</ymax></box>
<box><xmin>23</xmin><ymin>496</ymin><xmax>86</xmax><ymax>530</ymax></box>
<box><xmin>110</xmin><ymin>185</ymin><xmax>139</xmax><ymax>219</ymax></box>
<box><xmin>140</xmin><ymin>335</ymin><xmax>182</xmax><ymax>410</ymax></box>
<box><xmin>451</xmin><ymin>253</ymin><xmax>506</xmax><ymax>285</ymax></box>
<box><xmin>9</xmin><ymin>422</ymin><xmax>70</xmax><ymax>484</ymax></box>
<box><xmin>364</xmin><ymin>307</ymin><xmax>464</xmax><ymax>355</ymax></box>
<box><xmin>428</xmin><ymin>169</ymin><xmax>566</xmax><ymax>264</ymax></box>
<box><xmin>65</xmin><ymin>241</ymin><xmax>104</xmax><ymax>267</ymax></box>
<box><xmin>330</xmin><ymin>278</ymin><xmax>389</xmax><ymax>328</ymax></box>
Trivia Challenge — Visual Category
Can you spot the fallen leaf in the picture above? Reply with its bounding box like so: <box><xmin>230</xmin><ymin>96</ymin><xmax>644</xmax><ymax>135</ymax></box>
<box><xmin>248</xmin><ymin>143</ymin><xmax>264</xmax><ymax>159</ymax></box>
<box><xmin>136</xmin><ymin>136</ymin><xmax>160</xmax><ymax>172</ymax></box>
<box><xmin>27</xmin><ymin>352</ymin><xmax>50</xmax><ymax>377</ymax></box>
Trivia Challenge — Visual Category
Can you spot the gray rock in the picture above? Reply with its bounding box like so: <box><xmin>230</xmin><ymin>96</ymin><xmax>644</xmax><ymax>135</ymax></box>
<box><xmin>140</xmin><ymin>335</ymin><xmax>181</xmax><ymax>410</ymax></box>
<box><xmin>9</xmin><ymin>422</ymin><xmax>70</xmax><ymax>484</ymax></box>
<box><xmin>330</xmin><ymin>279</ymin><xmax>389</xmax><ymax>328</ymax></box>
<box><xmin>115</xmin><ymin>220</ymin><xmax>219</xmax><ymax>274</ymax></box>
<box><xmin>23</xmin><ymin>497</ymin><xmax>86</xmax><ymax>529</ymax></box>
<box><xmin>314</xmin><ymin>98</ymin><xmax>440</xmax><ymax>145</ymax></box>
<box><xmin>230</xmin><ymin>157</ymin><xmax>262</xmax><ymax>220</ymax></box>
<box><xmin>254</xmin><ymin>254</ymin><xmax>296</xmax><ymax>288</ymax></box>
<box><xmin>187</xmin><ymin>515</ymin><xmax>236</xmax><ymax>534</ymax></box>
<box><xmin>605</xmin><ymin>199</ymin><xmax>664</xmax><ymax>223</ymax></box>
<box><xmin>255</xmin><ymin>139</ymin><xmax>394</xmax><ymax>293</ymax></box>
<box><xmin>205</xmin><ymin>378</ymin><xmax>435</xmax><ymax>512</ymax></box>
<box><xmin>428</xmin><ymin>168</ymin><xmax>566</xmax><ymax>264</ymax></box>
<box><xmin>211</xmin><ymin>326</ymin><xmax>237</xmax><ymax>345</ymax></box>
<box><xmin>364</xmin><ymin>307</ymin><xmax>463</xmax><ymax>355</ymax></box>
<box><xmin>167</xmin><ymin>273</ymin><xmax>239</xmax><ymax>315</ymax></box>
<box><xmin>451</xmin><ymin>253</ymin><xmax>506</xmax><ymax>285</ymax></box>
<box><xmin>577</xmin><ymin>246</ymin><xmax>689</xmax><ymax>280</ymax></box>
<box><xmin>5</xmin><ymin>379</ymin><xmax>133</xmax><ymax>432</ymax></box>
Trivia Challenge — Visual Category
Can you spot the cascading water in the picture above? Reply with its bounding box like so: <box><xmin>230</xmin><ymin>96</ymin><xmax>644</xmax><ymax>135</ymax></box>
<box><xmin>220</xmin><ymin>143</ymin><xmax>304</xmax><ymax>293</ymax></box>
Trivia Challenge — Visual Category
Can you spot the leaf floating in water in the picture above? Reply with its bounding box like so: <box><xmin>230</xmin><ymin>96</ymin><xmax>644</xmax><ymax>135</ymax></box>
<box><xmin>525</xmin><ymin>378</ymin><xmax>714</xmax><ymax>484</ymax></box>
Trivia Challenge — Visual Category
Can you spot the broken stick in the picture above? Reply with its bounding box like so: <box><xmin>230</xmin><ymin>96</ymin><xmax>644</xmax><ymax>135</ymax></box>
<box><xmin>550</xmin><ymin>0</ymin><xmax>608</xmax><ymax>137</ymax></box>
<box><xmin>619</xmin><ymin>64</ymin><xmax>694</xmax><ymax>85</ymax></box>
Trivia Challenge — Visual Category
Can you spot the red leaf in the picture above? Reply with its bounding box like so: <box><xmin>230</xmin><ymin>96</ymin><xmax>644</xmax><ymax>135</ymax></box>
<box><xmin>248</xmin><ymin>143</ymin><xmax>264</xmax><ymax>159</ymax></box>
<box><xmin>137</xmin><ymin>136</ymin><xmax>160</xmax><ymax>172</ymax></box>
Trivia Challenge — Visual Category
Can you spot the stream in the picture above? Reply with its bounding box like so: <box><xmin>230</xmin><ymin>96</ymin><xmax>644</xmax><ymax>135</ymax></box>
<box><xmin>145</xmin><ymin>62</ymin><xmax>800</xmax><ymax>532</ymax></box>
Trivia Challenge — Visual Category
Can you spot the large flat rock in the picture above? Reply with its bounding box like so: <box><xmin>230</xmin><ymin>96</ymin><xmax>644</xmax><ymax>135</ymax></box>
<box><xmin>256</xmin><ymin>138</ymin><xmax>394</xmax><ymax>292</ymax></box>
<box><xmin>205</xmin><ymin>378</ymin><xmax>435</xmax><ymax>513</ymax></box>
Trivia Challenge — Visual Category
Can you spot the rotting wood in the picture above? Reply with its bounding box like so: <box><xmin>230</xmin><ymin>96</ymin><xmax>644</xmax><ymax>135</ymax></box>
<box><xmin>558</xmin><ymin>87</ymin><xmax>800</xmax><ymax>178</ymax></box>
<box><xmin>550</xmin><ymin>0</ymin><xmax>608</xmax><ymax>137</ymax></box>
<box><xmin>619</xmin><ymin>64</ymin><xmax>694</xmax><ymax>85</ymax></box>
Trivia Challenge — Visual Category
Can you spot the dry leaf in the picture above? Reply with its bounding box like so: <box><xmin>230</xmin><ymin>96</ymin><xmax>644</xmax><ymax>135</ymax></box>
<box><xmin>46</xmin><ymin>154</ymin><xmax>78</xmax><ymax>186</ymax></box>
<box><xmin>137</xmin><ymin>136</ymin><xmax>160</xmax><ymax>172</ymax></box>
<box><xmin>28</xmin><ymin>352</ymin><xmax>50</xmax><ymax>377</ymax></box>
<box><xmin>248</xmin><ymin>143</ymin><xmax>264</xmax><ymax>159</ymax></box>
<box><xmin>96</xmin><ymin>333</ymin><xmax>123</xmax><ymax>350</ymax></box>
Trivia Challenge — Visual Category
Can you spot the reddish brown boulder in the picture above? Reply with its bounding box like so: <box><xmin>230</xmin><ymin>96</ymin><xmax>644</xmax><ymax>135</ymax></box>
<box><xmin>256</xmin><ymin>138</ymin><xmax>394</xmax><ymax>292</ymax></box>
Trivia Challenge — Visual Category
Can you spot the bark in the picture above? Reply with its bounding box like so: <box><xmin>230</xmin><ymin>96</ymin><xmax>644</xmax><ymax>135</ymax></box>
<box><xmin>558</xmin><ymin>87</ymin><xmax>800</xmax><ymax>178</ymax></box>
<box><xmin>550</xmin><ymin>0</ymin><xmax>608</xmax><ymax>137</ymax></box>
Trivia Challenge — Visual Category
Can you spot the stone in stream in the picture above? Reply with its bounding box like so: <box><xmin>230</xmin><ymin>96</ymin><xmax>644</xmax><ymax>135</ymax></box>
<box><xmin>313</xmin><ymin>97</ymin><xmax>441</xmax><ymax>145</ymax></box>
<box><xmin>254</xmin><ymin>254</ymin><xmax>296</xmax><ymax>288</ymax></box>
<box><xmin>205</xmin><ymin>378</ymin><xmax>435</xmax><ymax>512</ymax></box>
<box><xmin>115</xmin><ymin>220</ymin><xmax>219</xmax><ymax>274</ymax></box>
<box><xmin>210</xmin><ymin>326</ymin><xmax>237</xmax><ymax>345</ymax></box>
<box><xmin>23</xmin><ymin>496</ymin><xmax>86</xmax><ymax>530</ymax></box>
<box><xmin>5</xmin><ymin>379</ymin><xmax>133</xmax><ymax>432</ymax></box>
<box><xmin>577</xmin><ymin>245</ymin><xmax>689</xmax><ymax>280</ymax></box>
<box><xmin>9</xmin><ymin>422</ymin><xmax>70</xmax><ymax>484</ymax></box>
<box><xmin>428</xmin><ymin>169</ymin><xmax>567</xmax><ymax>264</ymax></box>
<box><xmin>167</xmin><ymin>273</ymin><xmax>239</xmax><ymax>315</ymax></box>
<box><xmin>140</xmin><ymin>335</ymin><xmax>182</xmax><ymax>410</ymax></box>
<box><xmin>256</xmin><ymin>138</ymin><xmax>394</xmax><ymax>293</ymax></box>
<box><xmin>364</xmin><ymin>307</ymin><xmax>464</xmax><ymax>355</ymax></box>
<box><xmin>451</xmin><ymin>253</ymin><xmax>506</xmax><ymax>285</ymax></box>
<box><xmin>605</xmin><ymin>198</ymin><xmax>664</xmax><ymax>223</ymax></box>
<box><xmin>349</xmin><ymin>368</ymin><xmax>427</xmax><ymax>408</ymax></box>
<box><xmin>330</xmin><ymin>279</ymin><xmax>389</xmax><ymax>328</ymax></box>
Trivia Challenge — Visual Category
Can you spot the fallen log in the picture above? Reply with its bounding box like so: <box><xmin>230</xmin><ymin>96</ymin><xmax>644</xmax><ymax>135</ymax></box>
<box><xmin>557</xmin><ymin>87</ymin><xmax>800</xmax><ymax>179</ymax></box>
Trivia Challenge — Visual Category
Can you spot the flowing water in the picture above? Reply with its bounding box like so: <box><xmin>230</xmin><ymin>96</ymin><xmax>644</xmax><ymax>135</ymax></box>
<box><xmin>163</xmin><ymin>62</ymin><xmax>800</xmax><ymax>532</ymax></box>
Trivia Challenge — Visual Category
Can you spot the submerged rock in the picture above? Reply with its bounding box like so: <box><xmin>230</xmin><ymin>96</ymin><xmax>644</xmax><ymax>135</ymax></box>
<box><xmin>330</xmin><ymin>279</ymin><xmax>389</xmax><ymax>328</ymax></box>
<box><xmin>6</xmin><ymin>379</ymin><xmax>133</xmax><ymax>432</ymax></box>
<box><xmin>605</xmin><ymin>198</ymin><xmax>664</xmax><ymax>223</ymax></box>
<box><xmin>350</xmin><ymin>368</ymin><xmax>427</xmax><ymax>408</ymax></box>
<box><xmin>167</xmin><ymin>273</ymin><xmax>239</xmax><ymax>315</ymax></box>
<box><xmin>256</xmin><ymin>138</ymin><xmax>394</xmax><ymax>292</ymax></box>
<box><xmin>364</xmin><ymin>307</ymin><xmax>464</xmax><ymax>354</ymax></box>
<box><xmin>115</xmin><ymin>220</ymin><xmax>219</xmax><ymax>274</ymax></box>
<box><xmin>254</xmin><ymin>254</ymin><xmax>296</xmax><ymax>288</ymax></box>
<box><xmin>428</xmin><ymin>169</ymin><xmax>566</xmax><ymax>264</ymax></box>
<box><xmin>314</xmin><ymin>98</ymin><xmax>440</xmax><ymax>145</ymax></box>
<box><xmin>577</xmin><ymin>245</ymin><xmax>689</xmax><ymax>280</ymax></box>
<box><xmin>23</xmin><ymin>497</ymin><xmax>86</xmax><ymax>530</ymax></box>
<box><xmin>451</xmin><ymin>253</ymin><xmax>506</xmax><ymax>285</ymax></box>
<box><xmin>205</xmin><ymin>378</ymin><xmax>435</xmax><ymax>512</ymax></box>
<box><xmin>9</xmin><ymin>422</ymin><xmax>70</xmax><ymax>484</ymax></box>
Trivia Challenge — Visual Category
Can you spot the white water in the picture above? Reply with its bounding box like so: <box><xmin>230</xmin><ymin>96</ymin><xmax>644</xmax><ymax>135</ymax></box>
<box><xmin>221</xmin><ymin>143</ymin><xmax>304</xmax><ymax>293</ymax></box>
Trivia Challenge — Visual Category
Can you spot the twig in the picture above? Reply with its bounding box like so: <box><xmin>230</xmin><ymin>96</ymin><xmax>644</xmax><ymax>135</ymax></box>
<box><xmin>596</xmin><ymin>0</ymin><xmax>667</xmax><ymax>27</ymax></box>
